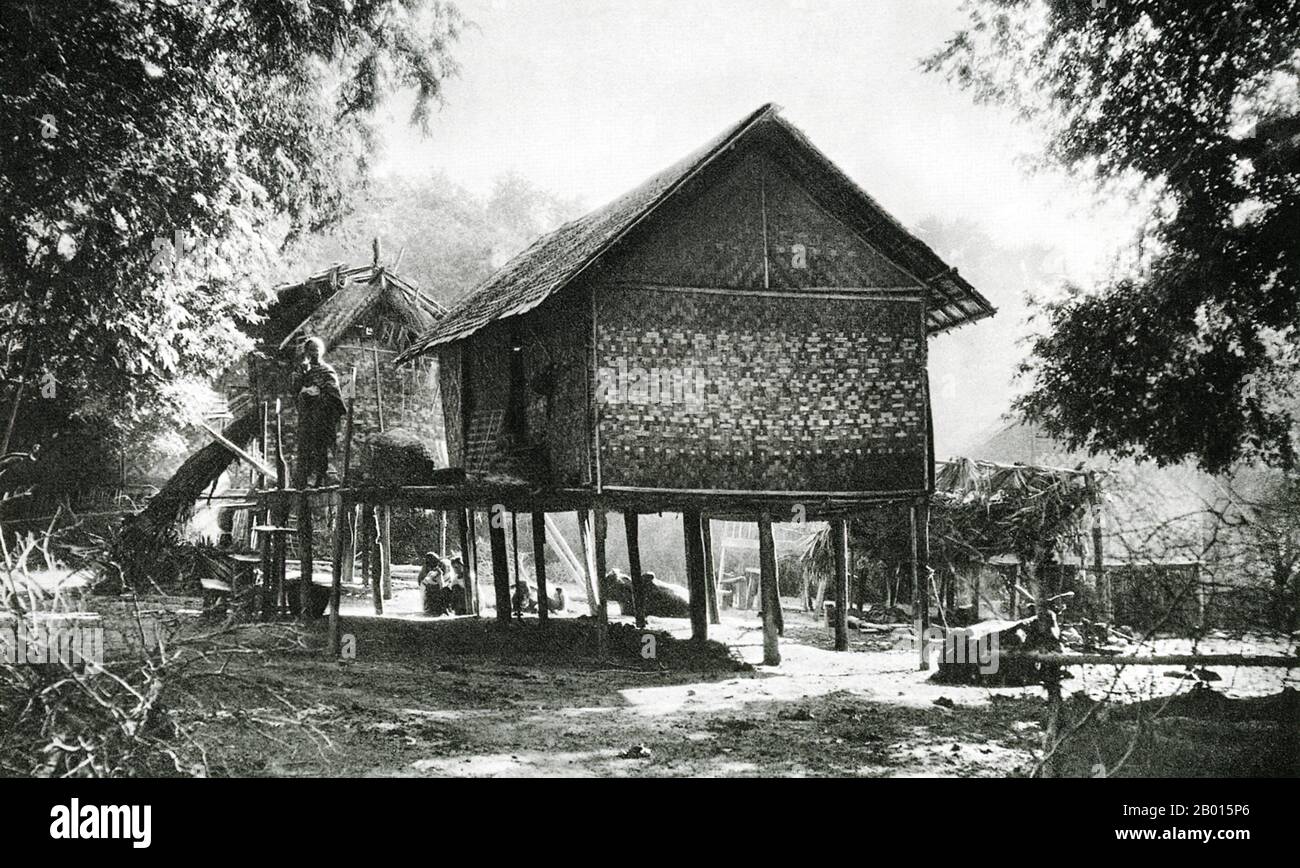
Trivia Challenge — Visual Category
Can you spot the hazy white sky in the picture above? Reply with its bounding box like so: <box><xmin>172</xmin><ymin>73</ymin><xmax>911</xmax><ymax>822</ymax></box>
<box><xmin>374</xmin><ymin>0</ymin><xmax>1142</xmax><ymax>452</ymax></box>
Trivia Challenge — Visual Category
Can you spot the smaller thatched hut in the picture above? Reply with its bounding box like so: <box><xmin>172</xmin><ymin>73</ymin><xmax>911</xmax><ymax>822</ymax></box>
<box><xmin>127</xmin><ymin>259</ymin><xmax>447</xmax><ymax>554</ymax></box>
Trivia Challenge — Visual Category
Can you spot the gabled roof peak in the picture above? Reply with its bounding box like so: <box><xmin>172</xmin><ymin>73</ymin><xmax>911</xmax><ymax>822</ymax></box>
<box><xmin>396</xmin><ymin>104</ymin><xmax>993</xmax><ymax>362</ymax></box>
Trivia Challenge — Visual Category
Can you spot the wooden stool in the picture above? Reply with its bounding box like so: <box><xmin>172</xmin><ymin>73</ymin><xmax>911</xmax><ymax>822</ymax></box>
<box><xmin>220</xmin><ymin>551</ymin><xmax>262</xmax><ymax>614</ymax></box>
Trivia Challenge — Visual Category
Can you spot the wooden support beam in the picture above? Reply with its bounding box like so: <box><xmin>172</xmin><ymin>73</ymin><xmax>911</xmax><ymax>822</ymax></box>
<box><xmin>624</xmin><ymin>511</ymin><xmax>646</xmax><ymax>629</ymax></box>
<box><xmin>594</xmin><ymin>509</ymin><xmax>610</xmax><ymax>637</ymax></box>
<box><xmin>757</xmin><ymin>511</ymin><xmax>781</xmax><ymax>666</ymax></box>
<box><xmin>543</xmin><ymin>513</ymin><xmax>585</xmax><ymax>584</ymax></box>
<box><xmin>511</xmin><ymin>511</ymin><xmax>523</xmax><ymax>589</ymax></box>
<box><xmin>773</xmin><ymin>539</ymin><xmax>784</xmax><ymax>636</ymax></box>
<box><xmin>269</xmin><ymin>400</ymin><xmax>290</xmax><ymax>619</ymax></box>
<box><xmin>360</xmin><ymin>503</ymin><xmax>373</xmax><ymax>590</ymax></box>
<box><xmin>912</xmin><ymin>501</ymin><xmax>931</xmax><ymax>671</ymax></box>
<box><xmin>489</xmin><ymin>511</ymin><xmax>511</xmax><ymax>624</ymax></box>
<box><xmin>329</xmin><ymin>496</ymin><xmax>349</xmax><ymax>655</ymax></box>
<box><xmin>702</xmin><ymin>516</ymin><xmax>720</xmax><ymax>625</ymax></box>
<box><xmin>298</xmin><ymin>489</ymin><xmax>313</xmax><ymax>618</ymax></box>
<box><xmin>460</xmin><ymin>508</ymin><xmax>479</xmax><ymax>615</ymax></box>
<box><xmin>683</xmin><ymin>510</ymin><xmax>709</xmax><ymax>641</ymax></box>
<box><xmin>379</xmin><ymin>505</ymin><xmax>392</xmax><ymax>601</ymax></box>
<box><xmin>258</xmin><ymin>519</ymin><xmax>273</xmax><ymax>618</ymax></box>
<box><xmin>575</xmin><ymin>510</ymin><xmax>598</xmax><ymax>615</ymax></box>
<box><xmin>335</xmin><ymin>383</ymin><xmax>356</xmax><ymax>599</ymax></box>
<box><xmin>294</xmin><ymin>397</ymin><xmax>314</xmax><ymax>619</ymax></box>
<box><xmin>340</xmin><ymin>505</ymin><xmax>356</xmax><ymax>586</ymax></box>
<box><xmin>365</xmin><ymin>505</ymin><xmax>382</xmax><ymax>616</ymax></box>
<box><xmin>831</xmin><ymin>517</ymin><xmax>850</xmax><ymax>652</ymax></box>
<box><xmin>532</xmin><ymin>511</ymin><xmax>549</xmax><ymax>626</ymax></box>
<box><xmin>197</xmin><ymin>420</ymin><xmax>274</xmax><ymax>479</ymax></box>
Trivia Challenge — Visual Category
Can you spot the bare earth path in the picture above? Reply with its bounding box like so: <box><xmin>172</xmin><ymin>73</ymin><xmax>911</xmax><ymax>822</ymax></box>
<box><xmin>150</xmin><ymin>594</ymin><xmax>1297</xmax><ymax>778</ymax></box>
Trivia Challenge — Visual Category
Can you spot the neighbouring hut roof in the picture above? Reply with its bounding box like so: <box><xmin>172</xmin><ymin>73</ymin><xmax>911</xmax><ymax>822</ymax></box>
<box><xmin>396</xmin><ymin>103</ymin><xmax>995</xmax><ymax>363</ymax></box>
<box><xmin>962</xmin><ymin>420</ymin><xmax>1218</xmax><ymax>565</ymax></box>
<box><xmin>268</xmin><ymin>264</ymin><xmax>446</xmax><ymax>356</ymax></box>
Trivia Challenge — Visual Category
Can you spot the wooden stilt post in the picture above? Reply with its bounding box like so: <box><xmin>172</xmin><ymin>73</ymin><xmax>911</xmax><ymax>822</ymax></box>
<box><xmin>460</xmin><ymin>508</ymin><xmax>479</xmax><ymax>615</ymax></box>
<box><xmin>489</xmin><ymin>509</ymin><xmax>511</xmax><ymax>624</ymax></box>
<box><xmin>271</xmin><ymin>400</ymin><xmax>290</xmax><ymax>618</ymax></box>
<box><xmin>624</xmin><ymin>511</ymin><xmax>646</xmax><ymax>629</ymax></box>
<box><xmin>340</xmin><ymin>504</ymin><xmax>356</xmax><ymax>585</ymax></box>
<box><xmin>260</xmin><ymin>400</ymin><xmax>269</xmax><ymax>491</ymax></box>
<box><xmin>757</xmin><ymin>511</ymin><xmax>781</xmax><ymax>666</ymax></box>
<box><xmin>532</xmin><ymin>512</ymin><xmax>549</xmax><ymax>626</ymax></box>
<box><xmin>337</xmin><ymin>369</ymin><xmax>357</xmax><ymax>594</ymax></box>
<box><xmin>594</xmin><ymin>509</ymin><xmax>610</xmax><ymax>639</ymax></box>
<box><xmin>575</xmin><ymin>510</ymin><xmax>597</xmax><ymax>613</ymax></box>
<box><xmin>379</xmin><ymin>506</ymin><xmax>392</xmax><ymax>601</ymax></box>
<box><xmin>258</xmin><ymin>515</ymin><xmax>273</xmax><ymax>619</ymax></box>
<box><xmin>511</xmin><ymin>511</ymin><xmax>523</xmax><ymax>586</ymax></box>
<box><xmin>294</xmin><ymin>392</ymin><xmax>319</xmax><ymax>619</ymax></box>
<box><xmin>299</xmin><ymin>488</ymin><xmax>313</xmax><ymax>618</ymax></box>
<box><xmin>773</xmin><ymin>540</ymin><xmax>784</xmax><ymax>636</ymax></box>
<box><xmin>832</xmin><ymin>517</ymin><xmax>850</xmax><ymax>652</ymax></box>
<box><xmin>912</xmin><ymin>501</ymin><xmax>931</xmax><ymax>670</ymax></box>
<box><xmin>367</xmin><ymin>505</ymin><xmax>382</xmax><ymax>616</ymax></box>
<box><xmin>360</xmin><ymin>503</ymin><xmax>373</xmax><ymax>589</ymax></box>
<box><xmin>329</xmin><ymin>496</ymin><xmax>349</xmax><ymax>654</ymax></box>
<box><xmin>577</xmin><ymin>509</ymin><xmax>607</xmax><ymax>657</ymax></box>
<box><xmin>683</xmin><ymin>510</ymin><xmax>708</xmax><ymax>641</ymax></box>
<box><xmin>702</xmin><ymin>516</ymin><xmax>720</xmax><ymax>625</ymax></box>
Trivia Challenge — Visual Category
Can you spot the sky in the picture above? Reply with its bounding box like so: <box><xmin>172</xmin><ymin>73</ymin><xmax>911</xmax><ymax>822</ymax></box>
<box><xmin>372</xmin><ymin>0</ymin><xmax>1144</xmax><ymax>454</ymax></box>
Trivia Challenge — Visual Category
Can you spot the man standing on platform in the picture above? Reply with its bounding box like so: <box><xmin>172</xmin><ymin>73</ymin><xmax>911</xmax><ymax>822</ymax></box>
<box><xmin>295</xmin><ymin>336</ymin><xmax>347</xmax><ymax>488</ymax></box>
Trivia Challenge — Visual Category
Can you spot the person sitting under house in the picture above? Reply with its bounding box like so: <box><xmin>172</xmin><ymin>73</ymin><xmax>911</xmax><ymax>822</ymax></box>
<box><xmin>512</xmin><ymin>578</ymin><xmax>538</xmax><ymax>618</ymax></box>
<box><xmin>419</xmin><ymin>552</ymin><xmax>467</xmax><ymax>617</ymax></box>
<box><xmin>295</xmin><ymin>336</ymin><xmax>347</xmax><ymax>488</ymax></box>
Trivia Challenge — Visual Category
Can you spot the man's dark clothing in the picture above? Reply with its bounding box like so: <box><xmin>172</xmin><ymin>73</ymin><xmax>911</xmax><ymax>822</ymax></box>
<box><xmin>296</xmin><ymin>360</ymin><xmax>346</xmax><ymax>486</ymax></box>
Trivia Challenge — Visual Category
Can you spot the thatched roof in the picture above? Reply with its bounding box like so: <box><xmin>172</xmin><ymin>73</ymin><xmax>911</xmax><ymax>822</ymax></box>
<box><xmin>962</xmin><ymin>421</ymin><xmax>1216</xmax><ymax>564</ymax></box>
<box><xmin>268</xmin><ymin>264</ymin><xmax>445</xmax><ymax>356</ymax></box>
<box><xmin>397</xmin><ymin>103</ymin><xmax>995</xmax><ymax>362</ymax></box>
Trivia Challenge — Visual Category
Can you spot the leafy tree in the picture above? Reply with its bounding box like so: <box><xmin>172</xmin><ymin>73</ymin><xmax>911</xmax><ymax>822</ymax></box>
<box><xmin>284</xmin><ymin>170</ymin><xmax>585</xmax><ymax>307</ymax></box>
<box><xmin>926</xmin><ymin>0</ymin><xmax>1300</xmax><ymax>474</ymax></box>
<box><xmin>0</xmin><ymin>0</ymin><xmax>465</xmax><ymax>481</ymax></box>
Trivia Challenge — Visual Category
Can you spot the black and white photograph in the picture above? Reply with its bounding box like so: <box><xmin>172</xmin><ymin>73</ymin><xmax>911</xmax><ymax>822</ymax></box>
<box><xmin>0</xmin><ymin>0</ymin><xmax>1296</xmax><ymax>830</ymax></box>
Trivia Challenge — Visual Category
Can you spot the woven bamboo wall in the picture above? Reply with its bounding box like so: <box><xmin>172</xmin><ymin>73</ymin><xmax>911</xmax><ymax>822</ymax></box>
<box><xmin>602</xmin><ymin>147</ymin><xmax>917</xmax><ymax>290</ymax></box>
<box><xmin>592</xmin><ymin>142</ymin><xmax>929</xmax><ymax>493</ymax></box>
<box><xmin>595</xmin><ymin>287</ymin><xmax>927</xmax><ymax>492</ymax></box>
<box><xmin>436</xmin><ymin>295</ymin><xmax>590</xmax><ymax>485</ymax></box>
<box><xmin>519</xmin><ymin>288</ymin><xmax>591</xmax><ymax>486</ymax></box>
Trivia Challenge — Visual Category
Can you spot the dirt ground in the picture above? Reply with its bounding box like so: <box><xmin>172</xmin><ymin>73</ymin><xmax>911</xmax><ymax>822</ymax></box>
<box><xmin>88</xmin><ymin>584</ymin><xmax>1300</xmax><ymax>778</ymax></box>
